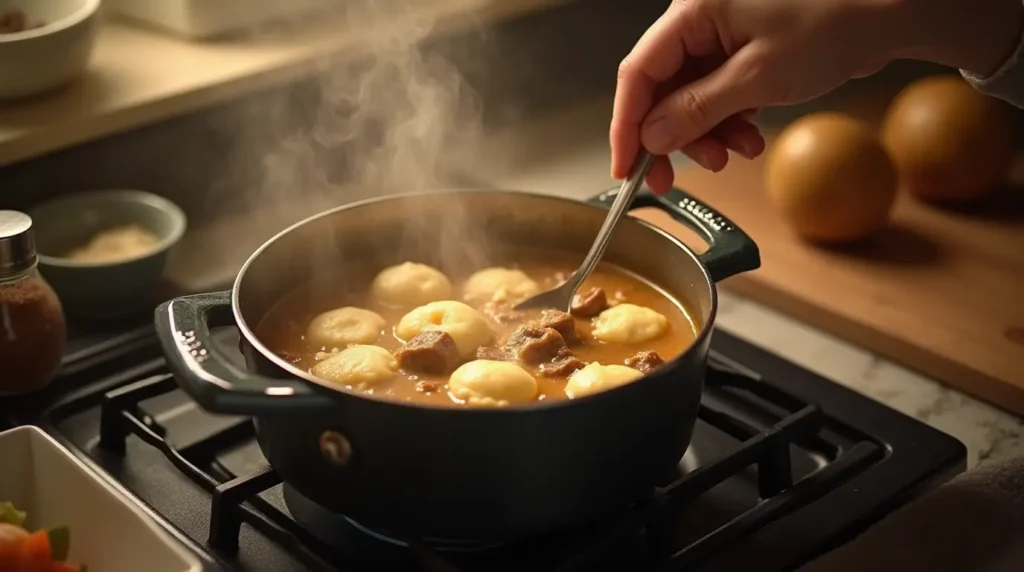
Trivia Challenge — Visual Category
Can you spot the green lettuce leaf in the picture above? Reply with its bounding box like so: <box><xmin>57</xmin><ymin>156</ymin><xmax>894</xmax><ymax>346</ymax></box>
<box><xmin>47</xmin><ymin>526</ymin><xmax>70</xmax><ymax>560</ymax></box>
<box><xmin>0</xmin><ymin>501</ymin><xmax>26</xmax><ymax>526</ymax></box>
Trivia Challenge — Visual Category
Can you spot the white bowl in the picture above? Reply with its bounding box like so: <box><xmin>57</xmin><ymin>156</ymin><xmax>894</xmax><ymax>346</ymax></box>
<box><xmin>0</xmin><ymin>0</ymin><xmax>101</xmax><ymax>100</ymax></box>
<box><xmin>0</xmin><ymin>426</ymin><xmax>204</xmax><ymax>572</ymax></box>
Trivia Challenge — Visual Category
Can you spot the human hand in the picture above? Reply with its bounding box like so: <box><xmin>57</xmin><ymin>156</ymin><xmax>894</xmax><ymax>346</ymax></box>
<box><xmin>610</xmin><ymin>0</ymin><xmax>904</xmax><ymax>194</ymax></box>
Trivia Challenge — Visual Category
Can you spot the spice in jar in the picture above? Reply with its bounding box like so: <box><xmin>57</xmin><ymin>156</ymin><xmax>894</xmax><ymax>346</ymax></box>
<box><xmin>0</xmin><ymin>211</ymin><xmax>66</xmax><ymax>394</ymax></box>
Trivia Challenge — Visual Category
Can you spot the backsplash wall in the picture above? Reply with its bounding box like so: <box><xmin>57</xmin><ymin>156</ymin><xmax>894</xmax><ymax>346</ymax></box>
<box><xmin>0</xmin><ymin>0</ymin><xmax>665</xmax><ymax>223</ymax></box>
<box><xmin>1</xmin><ymin>0</ymin><xmax>1016</xmax><ymax>234</ymax></box>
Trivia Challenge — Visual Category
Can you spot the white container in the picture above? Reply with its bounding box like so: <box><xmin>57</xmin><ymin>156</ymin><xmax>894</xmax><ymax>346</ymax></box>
<box><xmin>103</xmin><ymin>0</ymin><xmax>341</xmax><ymax>39</ymax></box>
<box><xmin>0</xmin><ymin>426</ymin><xmax>204</xmax><ymax>572</ymax></box>
<box><xmin>0</xmin><ymin>0</ymin><xmax>101</xmax><ymax>100</ymax></box>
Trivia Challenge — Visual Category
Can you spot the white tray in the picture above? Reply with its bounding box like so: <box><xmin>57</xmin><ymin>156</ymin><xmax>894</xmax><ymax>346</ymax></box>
<box><xmin>0</xmin><ymin>426</ymin><xmax>204</xmax><ymax>572</ymax></box>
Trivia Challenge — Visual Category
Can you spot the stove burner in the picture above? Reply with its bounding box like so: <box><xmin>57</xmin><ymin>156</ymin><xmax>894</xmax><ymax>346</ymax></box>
<box><xmin>73</xmin><ymin>348</ymin><xmax>890</xmax><ymax>571</ymax></box>
<box><xmin>23</xmin><ymin>322</ymin><xmax>967</xmax><ymax>572</ymax></box>
<box><xmin>283</xmin><ymin>484</ymin><xmax>512</xmax><ymax>553</ymax></box>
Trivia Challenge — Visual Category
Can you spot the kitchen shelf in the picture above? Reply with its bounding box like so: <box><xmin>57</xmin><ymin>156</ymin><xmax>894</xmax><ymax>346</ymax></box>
<box><xmin>0</xmin><ymin>0</ymin><xmax>563</xmax><ymax>168</ymax></box>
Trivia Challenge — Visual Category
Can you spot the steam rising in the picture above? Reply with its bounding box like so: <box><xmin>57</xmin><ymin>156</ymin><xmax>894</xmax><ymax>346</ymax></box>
<box><xmin>209</xmin><ymin>0</ymin><xmax>503</xmax><ymax>293</ymax></box>
<box><xmin>307</xmin><ymin>1</ymin><xmax>485</xmax><ymax>194</ymax></box>
<box><xmin>243</xmin><ymin>0</ymin><xmax>488</xmax><ymax>206</ymax></box>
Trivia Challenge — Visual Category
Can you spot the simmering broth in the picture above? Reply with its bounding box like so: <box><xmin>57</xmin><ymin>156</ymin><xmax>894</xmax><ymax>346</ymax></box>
<box><xmin>255</xmin><ymin>253</ymin><xmax>700</xmax><ymax>407</ymax></box>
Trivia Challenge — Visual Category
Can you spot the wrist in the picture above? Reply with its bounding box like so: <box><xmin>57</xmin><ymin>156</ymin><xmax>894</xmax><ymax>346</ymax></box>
<box><xmin>883</xmin><ymin>0</ymin><xmax>1024</xmax><ymax>76</ymax></box>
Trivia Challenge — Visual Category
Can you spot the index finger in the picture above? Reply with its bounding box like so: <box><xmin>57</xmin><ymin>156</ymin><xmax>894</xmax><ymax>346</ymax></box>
<box><xmin>610</xmin><ymin>7</ymin><xmax>687</xmax><ymax>180</ymax></box>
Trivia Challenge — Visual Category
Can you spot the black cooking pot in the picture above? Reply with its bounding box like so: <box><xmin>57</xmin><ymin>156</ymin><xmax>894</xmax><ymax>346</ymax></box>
<box><xmin>155</xmin><ymin>187</ymin><xmax>759</xmax><ymax>543</ymax></box>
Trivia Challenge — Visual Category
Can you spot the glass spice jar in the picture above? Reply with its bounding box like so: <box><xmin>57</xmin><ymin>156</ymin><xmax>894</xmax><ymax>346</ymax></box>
<box><xmin>0</xmin><ymin>211</ymin><xmax>66</xmax><ymax>395</ymax></box>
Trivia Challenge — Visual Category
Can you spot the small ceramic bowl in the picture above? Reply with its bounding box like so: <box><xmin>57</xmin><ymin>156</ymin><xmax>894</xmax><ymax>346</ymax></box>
<box><xmin>29</xmin><ymin>189</ymin><xmax>187</xmax><ymax>320</ymax></box>
<box><xmin>0</xmin><ymin>0</ymin><xmax>102</xmax><ymax>100</ymax></box>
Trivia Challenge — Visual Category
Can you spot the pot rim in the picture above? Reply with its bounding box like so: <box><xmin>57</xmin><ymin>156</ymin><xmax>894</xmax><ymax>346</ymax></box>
<box><xmin>230</xmin><ymin>188</ymin><xmax>718</xmax><ymax>413</ymax></box>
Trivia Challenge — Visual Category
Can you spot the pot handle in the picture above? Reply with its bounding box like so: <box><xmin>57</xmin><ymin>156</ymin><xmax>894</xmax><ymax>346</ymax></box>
<box><xmin>587</xmin><ymin>185</ymin><xmax>760</xmax><ymax>282</ymax></box>
<box><xmin>155</xmin><ymin>291</ymin><xmax>337</xmax><ymax>415</ymax></box>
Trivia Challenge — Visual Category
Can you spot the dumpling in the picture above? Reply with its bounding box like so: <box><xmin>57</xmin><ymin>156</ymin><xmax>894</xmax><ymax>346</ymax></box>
<box><xmin>310</xmin><ymin>345</ymin><xmax>398</xmax><ymax>389</ymax></box>
<box><xmin>565</xmin><ymin>362</ymin><xmax>643</xmax><ymax>399</ymax></box>
<box><xmin>463</xmin><ymin>267</ymin><xmax>540</xmax><ymax>303</ymax></box>
<box><xmin>448</xmin><ymin>359</ymin><xmax>538</xmax><ymax>406</ymax></box>
<box><xmin>371</xmin><ymin>262</ymin><xmax>453</xmax><ymax>308</ymax></box>
<box><xmin>395</xmin><ymin>300</ymin><xmax>494</xmax><ymax>357</ymax></box>
<box><xmin>591</xmin><ymin>303</ymin><xmax>668</xmax><ymax>344</ymax></box>
<box><xmin>307</xmin><ymin>307</ymin><xmax>387</xmax><ymax>349</ymax></box>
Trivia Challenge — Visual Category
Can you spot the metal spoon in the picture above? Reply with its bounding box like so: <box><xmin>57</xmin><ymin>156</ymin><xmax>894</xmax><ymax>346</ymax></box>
<box><xmin>515</xmin><ymin>150</ymin><xmax>656</xmax><ymax>313</ymax></box>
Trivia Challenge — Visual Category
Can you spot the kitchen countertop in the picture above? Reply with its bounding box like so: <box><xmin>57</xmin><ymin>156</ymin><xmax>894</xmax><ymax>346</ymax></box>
<box><xmin>451</xmin><ymin>96</ymin><xmax>1024</xmax><ymax>470</ymax></box>
<box><xmin>0</xmin><ymin>0</ymin><xmax>561</xmax><ymax>167</ymax></box>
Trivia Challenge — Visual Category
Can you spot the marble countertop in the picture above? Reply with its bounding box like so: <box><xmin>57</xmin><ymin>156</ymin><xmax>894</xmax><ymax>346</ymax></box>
<box><xmin>450</xmin><ymin>96</ymin><xmax>1024</xmax><ymax>470</ymax></box>
<box><xmin>714</xmin><ymin>290</ymin><xmax>1024</xmax><ymax>469</ymax></box>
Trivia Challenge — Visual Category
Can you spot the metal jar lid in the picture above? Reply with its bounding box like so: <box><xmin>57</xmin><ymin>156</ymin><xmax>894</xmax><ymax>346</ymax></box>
<box><xmin>0</xmin><ymin>210</ymin><xmax>37</xmax><ymax>278</ymax></box>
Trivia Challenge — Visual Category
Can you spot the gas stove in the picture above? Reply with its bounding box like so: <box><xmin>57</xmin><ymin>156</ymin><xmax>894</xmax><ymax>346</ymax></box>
<box><xmin>1</xmin><ymin>300</ymin><xmax>966</xmax><ymax>571</ymax></box>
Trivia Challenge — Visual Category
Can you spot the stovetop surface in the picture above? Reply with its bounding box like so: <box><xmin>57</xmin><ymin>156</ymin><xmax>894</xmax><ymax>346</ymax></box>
<box><xmin>1</xmin><ymin>310</ymin><xmax>967</xmax><ymax>572</ymax></box>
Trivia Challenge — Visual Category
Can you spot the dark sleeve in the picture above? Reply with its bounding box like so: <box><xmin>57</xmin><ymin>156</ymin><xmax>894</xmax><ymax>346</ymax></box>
<box><xmin>962</xmin><ymin>11</ymin><xmax>1024</xmax><ymax>108</ymax></box>
<box><xmin>798</xmin><ymin>454</ymin><xmax>1024</xmax><ymax>572</ymax></box>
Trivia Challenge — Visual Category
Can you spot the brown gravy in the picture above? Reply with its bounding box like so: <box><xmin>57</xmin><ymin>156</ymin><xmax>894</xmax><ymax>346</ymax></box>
<box><xmin>255</xmin><ymin>257</ymin><xmax>699</xmax><ymax>406</ymax></box>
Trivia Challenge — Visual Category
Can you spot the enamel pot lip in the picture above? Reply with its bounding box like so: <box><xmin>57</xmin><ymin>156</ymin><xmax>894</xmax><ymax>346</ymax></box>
<box><xmin>229</xmin><ymin>188</ymin><xmax>720</xmax><ymax>415</ymax></box>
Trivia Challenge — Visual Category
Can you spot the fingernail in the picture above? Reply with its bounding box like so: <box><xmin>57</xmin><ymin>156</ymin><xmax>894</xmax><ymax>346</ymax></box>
<box><xmin>641</xmin><ymin>118</ymin><xmax>676</xmax><ymax>152</ymax></box>
<box><xmin>694</xmin><ymin>153</ymin><xmax>713</xmax><ymax>171</ymax></box>
<box><xmin>736</xmin><ymin>134</ymin><xmax>765</xmax><ymax>160</ymax></box>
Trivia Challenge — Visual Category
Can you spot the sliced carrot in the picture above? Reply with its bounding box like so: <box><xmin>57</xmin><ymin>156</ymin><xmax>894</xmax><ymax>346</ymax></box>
<box><xmin>20</xmin><ymin>529</ymin><xmax>53</xmax><ymax>569</ymax></box>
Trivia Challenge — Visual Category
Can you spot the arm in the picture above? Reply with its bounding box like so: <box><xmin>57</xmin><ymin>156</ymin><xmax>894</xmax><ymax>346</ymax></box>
<box><xmin>961</xmin><ymin>38</ymin><xmax>1024</xmax><ymax>108</ymax></box>
<box><xmin>885</xmin><ymin>0</ymin><xmax>1024</xmax><ymax>107</ymax></box>
<box><xmin>608</xmin><ymin>0</ymin><xmax>1024</xmax><ymax>189</ymax></box>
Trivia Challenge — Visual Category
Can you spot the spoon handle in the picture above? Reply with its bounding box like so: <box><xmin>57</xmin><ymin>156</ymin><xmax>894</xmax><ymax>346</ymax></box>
<box><xmin>568</xmin><ymin>151</ymin><xmax>656</xmax><ymax>288</ymax></box>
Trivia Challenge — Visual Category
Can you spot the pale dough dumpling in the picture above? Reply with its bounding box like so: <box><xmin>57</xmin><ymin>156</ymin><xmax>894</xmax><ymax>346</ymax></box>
<box><xmin>448</xmin><ymin>359</ymin><xmax>538</xmax><ymax>406</ymax></box>
<box><xmin>565</xmin><ymin>362</ymin><xmax>643</xmax><ymax>399</ymax></box>
<box><xmin>310</xmin><ymin>344</ymin><xmax>398</xmax><ymax>389</ymax></box>
<box><xmin>371</xmin><ymin>262</ymin><xmax>453</xmax><ymax>308</ymax></box>
<box><xmin>307</xmin><ymin>307</ymin><xmax>387</xmax><ymax>349</ymax></box>
<box><xmin>591</xmin><ymin>303</ymin><xmax>669</xmax><ymax>344</ymax></box>
<box><xmin>463</xmin><ymin>267</ymin><xmax>540</xmax><ymax>303</ymax></box>
<box><xmin>395</xmin><ymin>300</ymin><xmax>494</xmax><ymax>357</ymax></box>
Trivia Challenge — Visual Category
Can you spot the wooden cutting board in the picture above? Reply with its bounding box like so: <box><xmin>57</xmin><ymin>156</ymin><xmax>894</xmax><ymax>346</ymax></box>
<box><xmin>632</xmin><ymin>144</ymin><xmax>1024</xmax><ymax>416</ymax></box>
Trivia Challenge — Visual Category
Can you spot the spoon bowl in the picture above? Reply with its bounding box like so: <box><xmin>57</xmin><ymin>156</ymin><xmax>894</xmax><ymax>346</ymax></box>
<box><xmin>515</xmin><ymin>151</ymin><xmax>656</xmax><ymax>313</ymax></box>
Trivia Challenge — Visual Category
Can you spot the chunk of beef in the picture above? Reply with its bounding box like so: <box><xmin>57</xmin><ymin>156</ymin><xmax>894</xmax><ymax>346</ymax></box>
<box><xmin>625</xmin><ymin>350</ymin><xmax>665</xmax><ymax>374</ymax></box>
<box><xmin>475</xmin><ymin>346</ymin><xmax>507</xmax><ymax>361</ymax></box>
<box><xmin>538</xmin><ymin>309</ymin><xmax>576</xmax><ymax>343</ymax></box>
<box><xmin>539</xmin><ymin>347</ymin><xmax>585</xmax><ymax>377</ymax></box>
<box><xmin>571</xmin><ymin>287</ymin><xmax>609</xmax><ymax>318</ymax></box>
<box><xmin>415</xmin><ymin>379</ymin><xmax>444</xmax><ymax>393</ymax></box>
<box><xmin>394</xmin><ymin>331</ymin><xmax>461</xmax><ymax>375</ymax></box>
<box><xmin>505</xmin><ymin>325</ymin><xmax>567</xmax><ymax>364</ymax></box>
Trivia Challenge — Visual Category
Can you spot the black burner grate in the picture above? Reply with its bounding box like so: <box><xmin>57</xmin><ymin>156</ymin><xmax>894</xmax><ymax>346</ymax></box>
<box><xmin>85</xmin><ymin>356</ymin><xmax>885</xmax><ymax>572</ymax></box>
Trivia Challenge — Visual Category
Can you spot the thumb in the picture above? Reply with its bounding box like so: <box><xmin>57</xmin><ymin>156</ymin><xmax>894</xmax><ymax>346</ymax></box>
<box><xmin>641</xmin><ymin>49</ymin><xmax>762</xmax><ymax>155</ymax></box>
